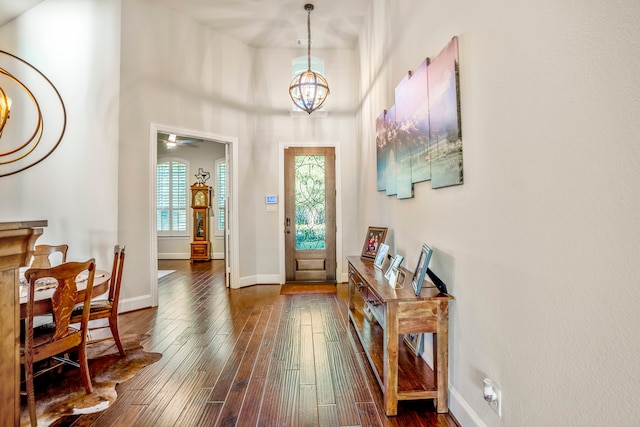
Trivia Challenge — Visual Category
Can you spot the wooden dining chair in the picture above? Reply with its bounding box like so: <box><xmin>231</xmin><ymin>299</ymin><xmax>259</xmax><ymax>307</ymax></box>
<box><xmin>21</xmin><ymin>259</ymin><xmax>96</xmax><ymax>427</ymax></box>
<box><xmin>31</xmin><ymin>243</ymin><xmax>69</xmax><ymax>268</ymax></box>
<box><xmin>70</xmin><ymin>245</ymin><xmax>126</xmax><ymax>356</ymax></box>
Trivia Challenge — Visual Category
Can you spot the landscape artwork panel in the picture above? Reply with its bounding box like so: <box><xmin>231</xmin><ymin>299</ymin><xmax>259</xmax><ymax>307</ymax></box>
<box><xmin>376</xmin><ymin>110</ymin><xmax>387</xmax><ymax>191</ymax></box>
<box><xmin>384</xmin><ymin>105</ymin><xmax>398</xmax><ymax>196</ymax></box>
<box><xmin>394</xmin><ymin>72</ymin><xmax>414</xmax><ymax>199</ymax></box>
<box><xmin>427</xmin><ymin>36</ymin><xmax>463</xmax><ymax>188</ymax></box>
<box><xmin>403</xmin><ymin>58</ymin><xmax>431</xmax><ymax>184</ymax></box>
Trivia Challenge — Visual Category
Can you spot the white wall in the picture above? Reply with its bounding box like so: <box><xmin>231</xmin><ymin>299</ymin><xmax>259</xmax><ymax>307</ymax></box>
<box><xmin>357</xmin><ymin>0</ymin><xmax>640</xmax><ymax>425</ymax></box>
<box><xmin>118</xmin><ymin>0</ymin><xmax>255</xmax><ymax>298</ymax></box>
<box><xmin>0</xmin><ymin>0</ymin><xmax>121</xmax><ymax>272</ymax></box>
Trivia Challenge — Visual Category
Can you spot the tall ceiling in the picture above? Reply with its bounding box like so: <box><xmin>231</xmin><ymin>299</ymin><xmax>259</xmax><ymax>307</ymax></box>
<box><xmin>0</xmin><ymin>0</ymin><xmax>371</xmax><ymax>49</ymax></box>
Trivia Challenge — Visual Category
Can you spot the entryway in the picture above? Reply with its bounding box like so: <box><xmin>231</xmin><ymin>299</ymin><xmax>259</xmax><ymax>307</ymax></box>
<box><xmin>283</xmin><ymin>146</ymin><xmax>336</xmax><ymax>283</ymax></box>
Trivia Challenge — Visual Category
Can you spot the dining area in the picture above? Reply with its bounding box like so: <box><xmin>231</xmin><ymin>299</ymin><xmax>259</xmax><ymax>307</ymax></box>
<box><xmin>0</xmin><ymin>221</ymin><xmax>127</xmax><ymax>427</ymax></box>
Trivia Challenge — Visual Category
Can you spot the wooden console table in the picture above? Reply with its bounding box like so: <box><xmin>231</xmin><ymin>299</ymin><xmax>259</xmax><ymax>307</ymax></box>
<box><xmin>0</xmin><ymin>220</ymin><xmax>46</xmax><ymax>427</ymax></box>
<box><xmin>346</xmin><ymin>256</ymin><xmax>454</xmax><ymax>416</ymax></box>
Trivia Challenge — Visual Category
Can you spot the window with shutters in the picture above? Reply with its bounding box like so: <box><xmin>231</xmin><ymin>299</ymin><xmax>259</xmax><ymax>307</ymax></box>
<box><xmin>215</xmin><ymin>159</ymin><xmax>226</xmax><ymax>236</ymax></box>
<box><xmin>157</xmin><ymin>158</ymin><xmax>189</xmax><ymax>236</ymax></box>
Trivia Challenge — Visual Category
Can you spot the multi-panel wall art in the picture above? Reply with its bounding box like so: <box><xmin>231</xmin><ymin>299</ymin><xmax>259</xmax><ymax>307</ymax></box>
<box><xmin>376</xmin><ymin>36</ymin><xmax>462</xmax><ymax>197</ymax></box>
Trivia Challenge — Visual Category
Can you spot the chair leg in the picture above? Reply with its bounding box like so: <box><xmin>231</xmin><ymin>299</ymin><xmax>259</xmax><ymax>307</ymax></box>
<box><xmin>78</xmin><ymin>343</ymin><xmax>93</xmax><ymax>394</ymax></box>
<box><xmin>24</xmin><ymin>360</ymin><xmax>37</xmax><ymax>427</ymax></box>
<box><xmin>109</xmin><ymin>315</ymin><xmax>126</xmax><ymax>356</ymax></box>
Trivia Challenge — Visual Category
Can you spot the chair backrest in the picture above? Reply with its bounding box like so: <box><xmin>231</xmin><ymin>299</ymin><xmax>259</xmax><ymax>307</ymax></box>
<box><xmin>108</xmin><ymin>245</ymin><xmax>126</xmax><ymax>309</ymax></box>
<box><xmin>31</xmin><ymin>244</ymin><xmax>69</xmax><ymax>269</ymax></box>
<box><xmin>23</xmin><ymin>259</ymin><xmax>95</xmax><ymax>346</ymax></box>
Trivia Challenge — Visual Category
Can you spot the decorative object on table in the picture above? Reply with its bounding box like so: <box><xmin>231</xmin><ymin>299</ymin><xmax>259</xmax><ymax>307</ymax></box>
<box><xmin>374</xmin><ymin>243</ymin><xmax>389</xmax><ymax>269</ymax></box>
<box><xmin>387</xmin><ymin>269</ymin><xmax>406</xmax><ymax>289</ymax></box>
<box><xmin>403</xmin><ymin>332</ymin><xmax>424</xmax><ymax>356</ymax></box>
<box><xmin>20</xmin><ymin>334</ymin><xmax>161</xmax><ymax>427</ymax></box>
<box><xmin>360</xmin><ymin>226</ymin><xmax>388</xmax><ymax>261</ymax></box>
<box><xmin>0</xmin><ymin>50</ymin><xmax>67</xmax><ymax>178</ymax></box>
<box><xmin>190</xmin><ymin>183</ymin><xmax>212</xmax><ymax>261</ymax></box>
<box><xmin>194</xmin><ymin>167</ymin><xmax>210</xmax><ymax>185</ymax></box>
<box><xmin>288</xmin><ymin>3</ymin><xmax>330</xmax><ymax>114</ymax></box>
<box><xmin>384</xmin><ymin>254</ymin><xmax>404</xmax><ymax>282</ymax></box>
<box><xmin>411</xmin><ymin>244</ymin><xmax>433</xmax><ymax>296</ymax></box>
<box><xmin>376</xmin><ymin>35</ymin><xmax>463</xmax><ymax>196</ymax></box>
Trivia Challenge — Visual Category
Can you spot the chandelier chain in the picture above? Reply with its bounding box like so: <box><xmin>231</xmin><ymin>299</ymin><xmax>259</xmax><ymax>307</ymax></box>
<box><xmin>307</xmin><ymin>8</ymin><xmax>311</xmax><ymax>70</ymax></box>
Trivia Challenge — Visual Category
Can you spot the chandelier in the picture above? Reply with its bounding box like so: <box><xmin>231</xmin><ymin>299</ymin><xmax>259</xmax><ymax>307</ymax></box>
<box><xmin>0</xmin><ymin>50</ymin><xmax>66</xmax><ymax>177</ymax></box>
<box><xmin>288</xmin><ymin>4</ymin><xmax>330</xmax><ymax>114</ymax></box>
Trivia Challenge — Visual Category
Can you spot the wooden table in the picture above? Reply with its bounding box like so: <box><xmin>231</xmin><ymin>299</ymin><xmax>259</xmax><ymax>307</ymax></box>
<box><xmin>346</xmin><ymin>256</ymin><xmax>454</xmax><ymax>415</ymax></box>
<box><xmin>19</xmin><ymin>269</ymin><xmax>111</xmax><ymax>318</ymax></box>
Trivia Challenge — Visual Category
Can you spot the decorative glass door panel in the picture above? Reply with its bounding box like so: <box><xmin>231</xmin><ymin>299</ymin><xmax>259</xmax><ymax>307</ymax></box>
<box><xmin>295</xmin><ymin>155</ymin><xmax>326</xmax><ymax>251</ymax></box>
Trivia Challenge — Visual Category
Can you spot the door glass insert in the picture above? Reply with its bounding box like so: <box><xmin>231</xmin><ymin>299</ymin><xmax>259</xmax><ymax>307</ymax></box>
<box><xmin>295</xmin><ymin>155</ymin><xmax>326</xmax><ymax>250</ymax></box>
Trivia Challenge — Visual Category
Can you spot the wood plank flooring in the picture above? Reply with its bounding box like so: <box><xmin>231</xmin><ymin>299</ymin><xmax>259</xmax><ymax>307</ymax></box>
<box><xmin>55</xmin><ymin>259</ymin><xmax>460</xmax><ymax>427</ymax></box>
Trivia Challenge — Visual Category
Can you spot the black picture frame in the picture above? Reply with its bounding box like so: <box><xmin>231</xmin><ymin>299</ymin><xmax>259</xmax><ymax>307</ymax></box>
<box><xmin>411</xmin><ymin>244</ymin><xmax>433</xmax><ymax>296</ymax></box>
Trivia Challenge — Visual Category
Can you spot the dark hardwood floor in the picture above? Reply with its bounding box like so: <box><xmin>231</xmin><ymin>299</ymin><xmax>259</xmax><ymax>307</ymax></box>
<box><xmin>58</xmin><ymin>259</ymin><xmax>459</xmax><ymax>427</ymax></box>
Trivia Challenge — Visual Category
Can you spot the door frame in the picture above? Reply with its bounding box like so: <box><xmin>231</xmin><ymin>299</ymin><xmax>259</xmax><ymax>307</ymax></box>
<box><xmin>149</xmin><ymin>123</ymin><xmax>240</xmax><ymax>299</ymax></box>
<box><xmin>279</xmin><ymin>141</ymin><xmax>343</xmax><ymax>284</ymax></box>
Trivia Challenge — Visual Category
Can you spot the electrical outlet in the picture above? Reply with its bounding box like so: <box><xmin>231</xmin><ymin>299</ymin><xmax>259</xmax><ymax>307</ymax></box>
<box><xmin>489</xmin><ymin>384</ymin><xmax>502</xmax><ymax>417</ymax></box>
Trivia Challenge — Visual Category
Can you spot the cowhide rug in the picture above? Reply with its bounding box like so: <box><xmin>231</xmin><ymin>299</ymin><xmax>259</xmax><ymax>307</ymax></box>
<box><xmin>20</xmin><ymin>334</ymin><xmax>162</xmax><ymax>427</ymax></box>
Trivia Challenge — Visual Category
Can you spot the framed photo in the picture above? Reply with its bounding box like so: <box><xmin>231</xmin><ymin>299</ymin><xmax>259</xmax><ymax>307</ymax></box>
<box><xmin>384</xmin><ymin>254</ymin><xmax>404</xmax><ymax>281</ymax></box>
<box><xmin>411</xmin><ymin>244</ymin><xmax>433</xmax><ymax>296</ymax></box>
<box><xmin>386</xmin><ymin>267</ymin><xmax>398</xmax><ymax>288</ymax></box>
<box><xmin>374</xmin><ymin>243</ymin><xmax>390</xmax><ymax>269</ymax></box>
<box><xmin>361</xmin><ymin>226</ymin><xmax>388</xmax><ymax>260</ymax></box>
<box><xmin>403</xmin><ymin>333</ymin><xmax>423</xmax><ymax>356</ymax></box>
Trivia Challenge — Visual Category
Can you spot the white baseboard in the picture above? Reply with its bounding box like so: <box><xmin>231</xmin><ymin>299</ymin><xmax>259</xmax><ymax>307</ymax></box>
<box><xmin>157</xmin><ymin>253</ymin><xmax>190</xmax><ymax>260</ymax></box>
<box><xmin>158</xmin><ymin>252</ymin><xmax>224</xmax><ymax>260</ymax></box>
<box><xmin>448</xmin><ymin>384</ymin><xmax>485</xmax><ymax>427</ymax></box>
<box><xmin>119</xmin><ymin>294</ymin><xmax>156</xmax><ymax>312</ymax></box>
<box><xmin>236</xmin><ymin>274</ymin><xmax>281</xmax><ymax>288</ymax></box>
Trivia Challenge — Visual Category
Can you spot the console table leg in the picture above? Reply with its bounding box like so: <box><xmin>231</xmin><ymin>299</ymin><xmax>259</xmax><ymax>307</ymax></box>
<box><xmin>435</xmin><ymin>301</ymin><xmax>450</xmax><ymax>413</ymax></box>
<box><xmin>384</xmin><ymin>302</ymin><xmax>399</xmax><ymax>416</ymax></box>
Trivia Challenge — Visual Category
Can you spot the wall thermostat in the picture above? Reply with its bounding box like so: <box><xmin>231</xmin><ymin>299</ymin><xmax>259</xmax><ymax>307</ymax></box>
<box><xmin>265</xmin><ymin>195</ymin><xmax>278</xmax><ymax>204</ymax></box>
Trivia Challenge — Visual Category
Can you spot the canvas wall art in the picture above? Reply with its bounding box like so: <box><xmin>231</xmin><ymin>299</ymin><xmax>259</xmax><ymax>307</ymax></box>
<box><xmin>376</xmin><ymin>110</ymin><xmax>387</xmax><ymax>191</ymax></box>
<box><xmin>394</xmin><ymin>71</ymin><xmax>415</xmax><ymax>199</ymax></box>
<box><xmin>376</xmin><ymin>36</ymin><xmax>462</xmax><ymax>197</ymax></box>
<box><xmin>428</xmin><ymin>36</ymin><xmax>463</xmax><ymax>188</ymax></box>
<box><xmin>384</xmin><ymin>105</ymin><xmax>398</xmax><ymax>196</ymax></box>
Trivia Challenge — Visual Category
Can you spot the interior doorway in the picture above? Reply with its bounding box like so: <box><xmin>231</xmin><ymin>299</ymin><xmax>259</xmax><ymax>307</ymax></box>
<box><xmin>150</xmin><ymin>124</ymin><xmax>238</xmax><ymax>299</ymax></box>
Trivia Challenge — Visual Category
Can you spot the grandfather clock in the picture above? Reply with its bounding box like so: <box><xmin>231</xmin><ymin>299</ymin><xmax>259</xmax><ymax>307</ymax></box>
<box><xmin>190</xmin><ymin>183</ymin><xmax>212</xmax><ymax>261</ymax></box>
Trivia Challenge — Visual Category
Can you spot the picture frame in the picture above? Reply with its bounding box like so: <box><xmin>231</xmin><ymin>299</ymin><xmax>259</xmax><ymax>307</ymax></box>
<box><xmin>403</xmin><ymin>333</ymin><xmax>423</xmax><ymax>356</ymax></box>
<box><xmin>384</xmin><ymin>254</ymin><xmax>404</xmax><ymax>281</ymax></box>
<box><xmin>386</xmin><ymin>267</ymin><xmax>398</xmax><ymax>288</ymax></box>
<box><xmin>374</xmin><ymin>243</ymin><xmax>390</xmax><ymax>269</ymax></box>
<box><xmin>411</xmin><ymin>244</ymin><xmax>433</xmax><ymax>296</ymax></box>
<box><xmin>361</xmin><ymin>226</ymin><xmax>388</xmax><ymax>260</ymax></box>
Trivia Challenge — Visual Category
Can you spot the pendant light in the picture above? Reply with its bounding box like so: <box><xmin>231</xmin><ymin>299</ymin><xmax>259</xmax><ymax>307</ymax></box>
<box><xmin>288</xmin><ymin>4</ymin><xmax>330</xmax><ymax>114</ymax></box>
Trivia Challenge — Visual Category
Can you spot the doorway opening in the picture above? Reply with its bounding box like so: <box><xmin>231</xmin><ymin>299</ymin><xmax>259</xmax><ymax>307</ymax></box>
<box><xmin>150</xmin><ymin>123</ymin><xmax>238</xmax><ymax>301</ymax></box>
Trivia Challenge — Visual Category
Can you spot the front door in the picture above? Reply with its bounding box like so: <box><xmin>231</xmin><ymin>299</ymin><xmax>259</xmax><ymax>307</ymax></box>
<box><xmin>284</xmin><ymin>147</ymin><xmax>336</xmax><ymax>282</ymax></box>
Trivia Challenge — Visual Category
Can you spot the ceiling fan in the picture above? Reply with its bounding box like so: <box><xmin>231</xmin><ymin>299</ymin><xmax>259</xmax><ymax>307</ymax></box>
<box><xmin>157</xmin><ymin>132</ymin><xmax>203</xmax><ymax>149</ymax></box>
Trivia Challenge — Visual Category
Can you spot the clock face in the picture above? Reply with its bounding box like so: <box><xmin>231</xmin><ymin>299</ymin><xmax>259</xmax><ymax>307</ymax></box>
<box><xmin>194</xmin><ymin>190</ymin><xmax>205</xmax><ymax>206</ymax></box>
